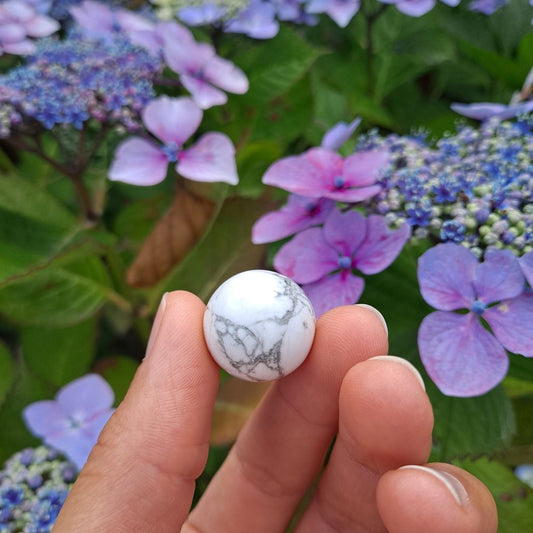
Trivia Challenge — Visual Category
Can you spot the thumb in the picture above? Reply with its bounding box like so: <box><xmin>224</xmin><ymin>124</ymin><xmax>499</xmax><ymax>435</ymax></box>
<box><xmin>54</xmin><ymin>291</ymin><xmax>220</xmax><ymax>532</ymax></box>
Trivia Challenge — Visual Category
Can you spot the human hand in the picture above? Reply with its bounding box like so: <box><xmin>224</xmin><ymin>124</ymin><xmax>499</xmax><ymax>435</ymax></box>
<box><xmin>53</xmin><ymin>291</ymin><xmax>497</xmax><ymax>532</ymax></box>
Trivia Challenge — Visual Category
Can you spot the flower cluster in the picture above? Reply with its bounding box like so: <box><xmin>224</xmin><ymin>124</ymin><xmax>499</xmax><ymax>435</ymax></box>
<box><xmin>0</xmin><ymin>33</ymin><xmax>160</xmax><ymax>135</ymax></box>
<box><xmin>356</xmin><ymin>118</ymin><xmax>533</xmax><ymax>257</ymax></box>
<box><xmin>0</xmin><ymin>0</ymin><xmax>58</xmax><ymax>56</ymax></box>
<box><xmin>23</xmin><ymin>374</ymin><xmax>115</xmax><ymax>471</ymax></box>
<box><xmin>152</xmin><ymin>0</ymin><xmax>511</xmax><ymax>37</ymax></box>
<box><xmin>253</xmin><ymin>137</ymin><xmax>410</xmax><ymax>315</ymax></box>
<box><xmin>0</xmin><ymin>446</ymin><xmax>76</xmax><ymax>532</ymax></box>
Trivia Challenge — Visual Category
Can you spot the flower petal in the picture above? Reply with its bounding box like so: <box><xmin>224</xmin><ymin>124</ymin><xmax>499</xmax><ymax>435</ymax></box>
<box><xmin>343</xmin><ymin>150</ymin><xmax>389</xmax><ymax>187</ymax></box>
<box><xmin>323</xmin><ymin>208</ymin><xmax>366</xmax><ymax>258</ymax></box>
<box><xmin>142</xmin><ymin>96</ymin><xmax>202</xmax><ymax>146</ymax></box>
<box><xmin>418</xmin><ymin>311</ymin><xmax>509</xmax><ymax>397</ymax></box>
<box><xmin>204</xmin><ymin>55</ymin><xmax>249</xmax><ymax>94</ymax></box>
<box><xmin>483</xmin><ymin>293</ymin><xmax>533</xmax><ymax>357</ymax></box>
<box><xmin>251</xmin><ymin>195</ymin><xmax>334</xmax><ymax>244</ymax></box>
<box><xmin>23</xmin><ymin>401</ymin><xmax>65</xmax><ymax>438</ymax></box>
<box><xmin>395</xmin><ymin>0</ymin><xmax>436</xmax><ymax>17</ymax></box>
<box><xmin>0</xmin><ymin>23</ymin><xmax>26</xmax><ymax>44</ymax></box>
<box><xmin>417</xmin><ymin>243</ymin><xmax>477</xmax><ymax>311</ymax></box>
<box><xmin>164</xmin><ymin>39</ymin><xmax>213</xmax><ymax>75</ymax></box>
<box><xmin>180</xmin><ymin>74</ymin><xmax>228</xmax><ymax>109</ymax></box>
<box><xmin>84</xmin><ymin>409</ymin><xmax>114</xmax><ymax>440</ymax></box>
<box><xmin>274</xmin><ymin>227</ymin><xmax>338</xmax><ymax>284</ymax></box>
<box><xmin>355</xmin><ymin>216</ymin><xmax>410</xmax><ymax>275</ymax></box>
<box><xmin>324</xmin><ymin>184</ymin><xmax>382</xmax><ymax>203</ymax></box>
<box><xmin>303</xmin><ymin>271</ymin><xmax>364</xmax><ymax>317</ymax></box>
<box><xmin>474</xmin><ymin>248</ymin><xmax>524</xmax><ymax>305</ymax></box>
<box><xmin>116</xmin><ymin>9</ymin><xmax>154</xmax><ymax>33</ymax></box>
<box><xmin>108</xmin><ymin>137</ymin><xmax>168</xmax><ymax>186</ymax></box>
<box><xmin>263</xmin><ymin>150</ymin><xmax>336</xmax><ymax>198</ymax></box>
<box><xmin>321</xmin><ymin>118</ymin><xmax>361</xmax><ymax>151</ymax></box>
<box><xmin>23</xmin><ymin>14</ymin><xmax>59</xmax><ymax>37</ymax></box>
<box><xmin>70</xmin><ymin>1</ymin><xmax>112</xmax><ymax>33</ymax></box>
<box><xmin>177</xmin><ymin>132</ymin><xmax>238</xmax><ymax>185</ymax></box>
<box><xmin>56</xmin><ymin>374</ymin><xmax>114</xmax><ymax>419</ymax></box>
<box><xmin>2</xmin><ymin>39</ymin><xmax>34</xmax><ymax>55</ymax></box>
<box><xmin>45</xmin><ymin>430</ymin><xmax>95</xmax><ymax>471</ymax></box>
<box><xmin>520</xmin><ymin>250</ymin><xmax>533</xmax><ymax>287</ymax></box>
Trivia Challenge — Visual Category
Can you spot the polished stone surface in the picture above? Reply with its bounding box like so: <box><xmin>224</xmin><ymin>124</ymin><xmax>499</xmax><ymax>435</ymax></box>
<box><xmin>203</xmin><ymin>270</ymin><xmax>316</xmax><ymax>381</ymax></box>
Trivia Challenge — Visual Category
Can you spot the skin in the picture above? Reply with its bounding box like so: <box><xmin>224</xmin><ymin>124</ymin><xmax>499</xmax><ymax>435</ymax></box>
<box><xmin>54</xmin><ymin>291</ymin><xmax>498</xmax><ymax>533</ymax></box>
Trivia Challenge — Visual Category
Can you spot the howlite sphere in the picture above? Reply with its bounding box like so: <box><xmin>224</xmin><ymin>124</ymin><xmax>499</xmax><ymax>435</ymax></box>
<box><xmin>203</xmin><ymin>270</ymin><xmax>316</xmax><ymax>381</ymax></box>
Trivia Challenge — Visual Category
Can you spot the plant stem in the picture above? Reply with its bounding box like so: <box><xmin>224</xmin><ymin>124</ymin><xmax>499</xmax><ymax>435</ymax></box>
<box><xmin>363</xmin><ymin>2</ymin><xmax>389</xmax><ymax>97</ymax></box>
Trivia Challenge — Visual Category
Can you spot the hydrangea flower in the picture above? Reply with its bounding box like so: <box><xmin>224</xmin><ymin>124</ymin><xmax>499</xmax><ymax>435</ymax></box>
<box><xmin>417</xmin><ymin>243</ymin><xmax>533</xmax><ymax>397</ymax></box>
<box><xmin>520</xmin><ymin>249</ymin><xmax>533</xmax><ymax>287</ymax></box>
<box><xmin>23</xmin><ymin>374</ymin><xmax>115</xmax><ymax>470</ymax></box>
<box><xmin>163</xmin><ymin>28</ymin><xmax>249</xmax><ymax>109</ymax></box>
<box><xmin>252</xmin><ymin>194</ymin><xmax>335</xmax><ymax>243</ymax></box>
<box><xmin>0</xmin><ymin>34</ymin><xmax>159</xmax><ymax>133</ymax></box>
<box><xmin>274</xmin><ymin>208</ymin><xmax>410</xmax><ymax>315</ymax></box>
<box><xmin>321</xmin><ymin>117</ymin><xmax>361</xmax><ymax>151</ymax></box>
<box><xmin>379</xmin><ymin>0</ymin><xmax>459</xmax><ymax>17</ymax></box>
<box><xmin>451</xmin><ymin>101</ymin><xmax>533</xmax><ymax>120</ymax></box>
<box><xmin>515</xmin><ymin>464</ymin><xmax>533</xmax><ymax>489</ymax></box>
<box><xmin>263</xmin><ymin>147</ymin><xmax>389</xmax><ymax>202</ymax></box>
<box><xmin>178</xmin><ymin>2</ymin><xmax>227</xmax><ymax>26</ymax></box>
<box><xmin>70</xmin><ymin>0</ymin><xmax>155</xmax><ymax>42</ymax></box>
<box><xmin>468</xmin><ymin>0</ymin><xmax>507</xmax><ymax>14</ymax></box>
<box><xmin>109</xmin><ymin>96</ymin><xmax>239</xmax><ymax>186</ymax></box>
<box><xmin>225</xmin><ymin>0</ymin><xmax>280</xmax><ymax>38</ymax></box>
<box><xmin>305</xmin><ymin>0</ymin><xmax>360</xmax><ymax>27</ymax></box>
<box><xmin>0</xmin><ymin>0</ymin><xmax>59</xmax><ymax>55</ymax></box>
<box><xmin>0</xmin><ymin>446</ymin><xmax>76</xmax><ymax>532</ymax></box>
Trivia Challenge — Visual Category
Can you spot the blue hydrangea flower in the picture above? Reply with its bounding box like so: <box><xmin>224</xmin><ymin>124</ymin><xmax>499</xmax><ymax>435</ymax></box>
<box><xmin>23</xmin><ymin>374</ymin><xmax>115</xmax><ymax>471</ymax></box>
<box><xmin>417</xmin><ymin>243</ymin><xmax>533</xmax><ymax>397</ymax></box>
<box><xmin>0</xmin><ymin>446</ymin><xmax>76</xmax><ymax>532</ymax></box>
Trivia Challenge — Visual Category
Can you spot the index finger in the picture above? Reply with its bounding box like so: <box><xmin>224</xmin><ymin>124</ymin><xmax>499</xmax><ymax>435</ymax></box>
<box><xmin>53</xmin><ymin>291</ymin><xmax>220</xmax><ymax>532</ymax></box>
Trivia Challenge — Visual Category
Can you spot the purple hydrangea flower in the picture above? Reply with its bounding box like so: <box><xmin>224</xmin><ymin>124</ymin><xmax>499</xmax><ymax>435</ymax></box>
<box><xmin>417</xmin><ymin>243</ymin><xmax>533</xmax><ymax>397</ymax></box>
<box><xmin>178</xmin><ymin>2</ymin><xmax>226</xmax><ymax>26</ymax></box>
<box><xmin>163</xmin><ymin>32</ymin><xmax>249</xmax><ymax>109</ymax></box>
<box><xmin>225</xmin><ymin>0</ymin><xmax>280</xmax><ymax>39</ymax></box>
<box><xmin>109</xmin><ymin>96</ymin><xmax>239</xmax><ymax>186</ymax></box>
<box><xmin>263</xmin><ymin>147</ymin><xmax>388</xmax><ymax>202</ymax></box>
<box><xmin>0</xmin><ymin>0</ymin><xmax>59</xmax><ymax>55</ymax></box>
<box><xmin>379</xmin><ymin>0</ymin><xmax>459</xmax><ymax>17</ymax></box>
<box><xmin>305</xmin><ymin>0</ymin><xmax>360</xmax><ymax>27</ymax></box>
<box><xmin>23</xmin><ymin>375</ymin><xmax>115</xmax><ymax>471</ymax></box>
<box><xmin>451</xmin><ymin>101</ymin><xmax>533</xmax><ymax>120</ymax></box>
<box><xmin>321</xmin><ymin>117</ymin><xmax>361</xmax><ymax>151</ymax></box>
<box><xmin>252</xmin><ymin>194</ymin><xmax>335</xmax><ymax>243</ymax></box>
<box><xmin>468</xmin><ymin>0</ymin><xmax>507</xmax><ymax>14</ymax></box>
<box><xmin>274</xmin><ymin>208</ymin><xmax>411</xmax><ymax>315</ymax></box>
<box><xmin>520</xmin><ymin>250</ymin><xmax>533</xmax><ymax>287</ymax></box>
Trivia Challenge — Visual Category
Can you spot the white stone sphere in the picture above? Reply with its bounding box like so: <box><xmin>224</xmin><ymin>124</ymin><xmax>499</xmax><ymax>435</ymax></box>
<box><xmin>203</xmin><ymin>270</ymin><xmax>316</xmax><ymax>381</ymax></box>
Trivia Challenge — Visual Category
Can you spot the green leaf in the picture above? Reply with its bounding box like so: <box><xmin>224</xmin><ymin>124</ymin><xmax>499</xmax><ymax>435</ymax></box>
<box><xmin>430</xmin><ymin>384</ymin><xmax>516</xmax><ymax>461</ymax></box>
<box><xmin>456</xmin><ymin>41</ymin><xmax>529</xmax><ymax>88</ymax></box>
<box><xmin>0</xmin><ymin>361</ymin><xmax>54</xmax><ymax>462</ymax></box>
<box><xmin>21</xmin><ymin>319</ymin><xmax>97</xmax><ymax>387</ymax></box>
<box><xmin>239</xmin><ymin>27</ymin><xmax>323</xmax><ymax>105</ymax></box>
<box><xmin>0</xmin><ymin>175</ymin><xmax>80</xmax><ymax>283</ymax></box>
<box><xmin>453</xmin><ymin>457</ymin><xmax>533</xmax><ymax>533</ymax></box>
<box><xmin>96</xmin><ymin>356</ymin><xmax>138</xmax><ymax>406</ymax></box>
<box><xmin>235</xmin><ymin>141</ymin><xmax>282</xmax><ymax>198</ymax></box>
<box><xmin>0</xmin><ymin>257</ymin><xmax>122</xmax><ymax>326</ymax></box>
<box><xmin>153</xmin><ymin>197</ymin><xmax>271</xmax><ymax>308</ymax></box>
<box><xmin>0</xmin><ymin>341</ymin><xmax>14</xmax><ymax>407</ymax></box>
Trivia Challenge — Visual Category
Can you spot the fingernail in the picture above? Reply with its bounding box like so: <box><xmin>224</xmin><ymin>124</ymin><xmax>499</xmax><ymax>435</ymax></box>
<box><xmin>145</xmin><ymin>293</ymin><xmax>168</xmax><ymax>358</ymax></box>
<box><xmin>399</xmin><ymin>465</ymin><xmax>469</xmax><ymax>507</ymax></box>
<box><xmin>368</xmin><ymin>355</ymin><xmax>426</xmax><ymax>391</ymax></box>
<box><xmin>355</xmin><ymin>304</ymin><xmax>388</xmax><ymax>338</ymax></box>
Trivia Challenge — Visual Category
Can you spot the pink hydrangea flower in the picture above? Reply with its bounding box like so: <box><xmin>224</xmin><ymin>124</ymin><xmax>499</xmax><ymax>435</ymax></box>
<box><xmin>274</xmin><ymin>208</ymin><xmax>410</xmax><ymax>316</ymax></box>
<box><xmin>109</xmin><ymin>96</ymin><xmax>239</xmax><ymax>186</ymax></box>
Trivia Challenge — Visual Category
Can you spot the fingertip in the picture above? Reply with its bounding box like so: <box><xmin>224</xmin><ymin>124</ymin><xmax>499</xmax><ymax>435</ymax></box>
<box><xmin>338</xmin><ymin>356</ymin><xmax>433</xmax><ymax>472</ymax></box>
<box><xmin>377</xmin><ymin>463</ymin><xmax>498</xmax><ymax>533</ymax></box>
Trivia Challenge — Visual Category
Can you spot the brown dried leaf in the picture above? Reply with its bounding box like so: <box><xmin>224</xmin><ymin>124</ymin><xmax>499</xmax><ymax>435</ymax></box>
<box><xmin>210</xmin><ymin>377</ymin><xmax>270</xmax><ymax>445</ymax></box>
<box><xmin>126</xmin><ymin>188</ymin><xmax>215</xmax><ymax>287</ymax></box>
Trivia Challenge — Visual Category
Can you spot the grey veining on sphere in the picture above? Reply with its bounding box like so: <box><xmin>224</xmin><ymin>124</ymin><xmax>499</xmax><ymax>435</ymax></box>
<box><xmin>203</xmin><ymin>270</ymin><xmax>316</xmax><ymax>382</ymax></box>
